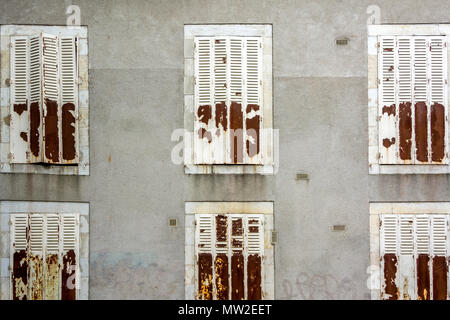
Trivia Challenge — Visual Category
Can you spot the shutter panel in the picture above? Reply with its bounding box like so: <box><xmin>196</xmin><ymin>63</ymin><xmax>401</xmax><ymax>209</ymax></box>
<box><xmin>28</xmin><ymin>214</ymin><xmax>44</xmax><ymax>300</ymax></box>
<box><xmin>194</xmin><ymin>36</ymin><xmax>264</xmax><ymax>165</ymax></box>
<box><xmin>397</xmin><ymin>37</ymin><xmax>413</xmax><ymax>163</ymax></box>
<box><xmin>398</xmin><ymin>215</ymin><xmax>415</xmax><ymax>299</ymax></box>
<box><xmin>60</xmin><ymin>36</ymin><xmax>79</xmax><ymax>164</ymax></box>
<box><xmin>431</xmin><ymin>215</ymin><xmax>448</xmax><ymax>300</ymax></box>
<box><xmin>244</xmin><ymin>38</ymin><xmax>263</xmax><ymax>164</ymax></box>
<box><xmin>42</xmin><ymin>33</ymin><xmax>60</xmax><ymax>163</ymax></box>
<box><xmin>379</xmin><ymin>36</ymin><xmax>397</xmax><ymax>164</ymax></box>
<box><xmin>429</xmin><ymin>38</ymin><xmax>448</xmax><ymax>163</ymax></box>
<box><xmin>231</xmin><ymin>216</ymin><xmax>245</xmax><ymax>299</ymax></box>
<box><xmin>61</xmin><ymin>214</ymin><xmax>78</xmax><ymax>300</ymax></box>
<box><xmin>28</xmin><ymin>35</ymin><xmax>43</xmax><ymax>162</ymax></box>
<box><xmin>196</xmin><ymin>214</ymin><xmax>213</xmax><ymax>299</ymax></box>
<box><xmin>45</xmin><ymin>214</ymin><xmax>59</xmax><ymax>300</ymax></box>
<box><xmin>246</xmin><ymin>215</ymin><xmax>263</xmax><ymax>300</ymax></box>
<box><xmin>194</xmin><ymin>37</ymin><xmax>214</xmax><ymax>164</ymax></box>
<box><xmin>380</xmin><ymin>215</ymin><xmax>399</xmax><ymax>299</ymax></box>
<box><xmin>10</xmin><ymin>36</ymin><xmax>30</xmax><ymax>163</ymax></box>
<box><xmin>415</xmin><ymin>215</ymin><xmax>431</xmax><ymax>300</ymax></box>
<box><xmin>11</xmin><ymin>214</ymin><xmax>29</xmax><ymax>300</ymax></box>
<box><xmin>413</xmin><ymin>37</ymin><xmax>429</xmax><ymax>163</ymax></box>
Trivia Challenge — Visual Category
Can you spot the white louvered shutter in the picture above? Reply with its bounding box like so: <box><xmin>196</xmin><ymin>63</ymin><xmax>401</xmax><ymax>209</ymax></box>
<box><xmin>380</xmin><ymin>215</ymin><xmax>399</xmax><ymax>299</ymax></box>
<box><xmin>28</xmin><ymin>214</ymin><xmax>44</xmax><ymax>300</ymax></box>
<box><xmin>194</xmin><ymin>37</ymin><xmax>263</xmax><ymax>165</ymax></box>
<box><xmin>41</xmin><ymin>33</ymin><xmax>60</xmax><ymax>164</ymax></box>
<box><xmin>398</xmin><ymin>215</ymin><xmax>415</xmax><ymax>299</ymax></box>
<box><xmin>28</xmin><ymin>35</ymin><xmax>43</xmax><ymax>162</ymax></box>
<box><xmin>10</xmin><ymin>36</ymin><xmax>30</xmax><ymax>163</ymax></box>
<box><xmin>10</xmin><ymin>214</ymin><xmax>29</xmax><ymax>300</ymax></box>
<box><xmin>378</xmin><ymin>36</ymin><xmax>397</xmax><ymax>164</ymax></box>
<box><xmin>59</xmin><ymin>36</ymin><xmax>79</xmax><ymax>164</ymax></box>
<box><xmin>45</xmin><ymin>214</ymin><xmax>60</xmax><ymax>300</ymax></box>
<box><xmin>378</xmin><ymin>36</ymin><xmax>448</xmax><ymax>165</ymax></box>
<box><xmin>60</xmin><ymin>214</ymin><xmax>78</xmax><ymax>299</ymax></box>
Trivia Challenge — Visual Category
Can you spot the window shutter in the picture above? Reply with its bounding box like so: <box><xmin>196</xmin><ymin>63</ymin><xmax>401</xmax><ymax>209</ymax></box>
<box><xmin>10</xmin><ymin>36</ymin><xmax>30</xmax><ymax>163</ymax></box>
<box><xmin>11</xmin><ymin>214</ymin><xmax>29</xmax><ymax>300</ymax></box>
<box><xmin>28</xmin><ymin>214</ymin><xmax>44</xmax><ymax>300</ymax></box>
<box><xmin>29</xmin><ymin>35</ymin><xmax>43</xmax><ymax>162</ymax></box>
<box><xmin>378</xmin><ymin>36</ymin><xmax>448</xmax><ymax>165</ymax></box>
<box><xmin>429</xmin><ymin>38</ymin><xmax>448</xmax><ymax>163</ymax></box>
<box><xmin>380</xmin><ymin>214</ymin><xmax>399</xmax><ymax>299</ymax></box>
<box><xmin>431</xmin><ymin>215</ymin><xmax>448</xmax><ymax>300</ymax></box>
<box><xmin>194</xmin><ymin>37</ymin><xmax>263</xmax><ymax>165</ymax></box>
<box><xmin>380</xmin><ymin>214</ymin><xmax>449</xmax><ymax>300</ymax></box>
<box><xmin>59</xmin><ymin>36</ymin><xmax>79</xmax><ymax>164</ymax></box>
<box><xmin>42</xmin><ymin>33</ymin><xmax>60</xmax><ymax>164</ymax></box>
<box><xmin>379</xmin><ymin>36</ymin><xmax>397</xmax><ymax>164</ymax></box>
<box><xmin>398</xmin><ymin>216</ymin><xmax>415</xmax><ymax>299</ymax></box>
<box><xmin>195</xmin><ymin>213</ymin><xmax>264</xmax><ymax>300</ymax></box>
<box><xmin>61</xmin><ymin>214</ymin><xmax>78</xmax><ymax>300</ymax></box>
<box><xmin>10</xmin><ymin>213</ymin><xmax>79</xmax><ymax>300</ymax></box>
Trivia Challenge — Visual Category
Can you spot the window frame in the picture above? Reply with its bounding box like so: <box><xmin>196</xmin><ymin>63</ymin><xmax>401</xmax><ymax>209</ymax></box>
<box><xmin>185</xmin><ymin>201</ymin><xmax>274</xmax><ymax>300</ymax></box>
<box><xmin>0</xmin><ymin>25</ymin><xmax>89</xmax><ymax>175</ymax></box>
<box><xmin>184</xmin><ymin>24</ymin><xmax>273</xmax><ymax>174</ymax></box>
<box><xmin>0</xmin><ymin>200</ymin><xmax>89</xmax><ymax>300</ymax></box>
<box><xmin>368</xmin><ymin>24</ymin><xmax>450</xmax><ymax>174</ymax></box>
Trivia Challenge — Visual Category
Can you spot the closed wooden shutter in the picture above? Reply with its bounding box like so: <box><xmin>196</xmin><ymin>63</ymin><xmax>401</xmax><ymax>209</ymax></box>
<box><xmin>380</xmin><ymin>214</ymin><xmax>449</xmax><ymax>300</ymax></box>
<box><xmin>9</xmin><ymin>33</ymin><xmax>79</xmax><ymax>165</ymax></box>
<box><xmin>10</xmin><ymin>213</ymin><xmax>79</xmax><ymax>300</ymax></box>
<box><xmin>378</xmin><ymin>36</ymin><xmax>448</xmax><ymax>164</ymax></box>
<box><xmin>195</xmin><ymin>213</ymin><xmax>264</xmax><ymax>300</ymax></box>
<box><xmin>194</xmin><ymin>36</ymin><xmax>263</xmax><ymax>165</ymax></box>
<box><xmin>10</xmin><ymin>36</ymin><xmax>30</xmax><ymax>163</ymax></box>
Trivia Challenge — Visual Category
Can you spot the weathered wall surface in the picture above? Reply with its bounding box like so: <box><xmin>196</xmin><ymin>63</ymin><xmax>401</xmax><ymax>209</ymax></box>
<box><xmin>1</xmin><ymin>0</ymin><xmax>450</xmax><ymax>299</ymax></box>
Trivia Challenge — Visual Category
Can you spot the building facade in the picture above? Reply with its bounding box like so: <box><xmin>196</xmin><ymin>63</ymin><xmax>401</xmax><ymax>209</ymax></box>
<box><xmin>0</xmin><ymin>0</ymin><xmax>449</xmax><ymax>300</ymax></box>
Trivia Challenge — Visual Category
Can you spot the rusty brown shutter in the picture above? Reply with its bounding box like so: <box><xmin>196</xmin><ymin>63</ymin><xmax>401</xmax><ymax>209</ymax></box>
<box><xmin>378</xmin><ymin>36</ymin><xmax>448</xmax><ymax>164</ymax></box>
<box><xmin>380</xmin><ymin>214</ymin><xmax>449</xmax><ymax>300</ymax></box>
<box><xmin>195</xmin><ymin>214</ymin><xmax>264</xmax><ymax>300</ymax></box>
<box><xmin>10</xmin><ymin>213</ymin><xmax>79</xmax><ymax>300</ymax></box>
<box><xmin>194</xmin><ymin>37</ymin><xmax>263</xmax><ymax>165</ymax></box>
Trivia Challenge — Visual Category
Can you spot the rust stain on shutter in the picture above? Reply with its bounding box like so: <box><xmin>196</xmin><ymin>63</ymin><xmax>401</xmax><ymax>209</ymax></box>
<box><xmin>45</xmin><ymin>254</ymin><xmax>59</xmax><ymax>300</ymax></box>
<box><xmin>198</xmin><ymin>253</ymin><xmax>213</xmax><ymax>300</ymax></box>
<box><xmin>230</xmin><ymin>102</ymin><xmax>243</xmax><ymax>163</ymax></box>
<box><xmin>61</xmin><ymin>250</ymin><xmax>76</xmax><ymax>300</ymax></box>
<box><xmin>430</xmin><ymin>102</ymin><xmax>445</xmax><ymax>162</ymax></box>
<box><xmin>44</xmin><ymin>99</ymin><xmax>59</xmax><ymax>163</ymax></box>
<box><xmin>432</xmin><ymin>256</ymin><xmax>448</xmax><ymax>300</ymax></box>
<box><xmin>399</xmin><ymin>102</ymin><xmax>412</xmax><ymax>160</ymax></box>
<box><xmin>383</xmin><ymin>138</ymin><xmax>395</xmax><ymax>149</ymax></box>
<box><xmin>20</xmin><ymin>132</ymin><xmax>27</xmax><ymax>142</ymax></box>
<box><xmin>197</xmin><ymin>128</ymin><xmax>212</xmax><ymax>143</ymax></box>
<box><xmin>247</xmin><ymin>254</ymin><xmax>262</xmax><ymax>300</ymax></box>
<box><xmin>245</xmin><ymin>104</ymin><xmax>260</xmax><ymax>157</ymax></box>
<box><xmin>12</xmin><ymin>250</ymin><xmax>28</xmax><ymax>300</ymax></box>
<box><xmin>231</xmin><ymin>252</ymin><xmax>244</xmax><ymax>300</ymax></box>
<box><xmin>415</xmin><ymin>102</ymin><xmax>428</xmax><ymax>162</ymax></box>
<box><xmin>62</xmin><ymin>103</ymin><xmax>76</xmax><ymax>161</ymax></box>
<box><xmin>215</xmin><ymin>101</ymin><xmax>228</xmax><ymax>136</ymax></box>
<box><xmin>30</xmin><ymin>101</ymin><xmax>41</xmax><ymax>157</ymax></box>
<box><xmin>384</xmin><ymin>253</ymin><xmax>399</xmax><ymax>300</ymax></box>
<box><xmin>232</xmin><ymin>219</ymin><xmax>243</xmax><ymax>236</ymax></box>
<box><xmin>13</xmin><ymin>102</ymin><xmax>27</xmax><ymax>115</ymax></box>
<box><xmin>416</xmin><ymin>254</ymin><xmax>430</xmax><ymax>300</ymax></box>
<box><xmin>216</xmin><ymin>215</ymin><xmax>227</xmax><ymax>242</ymax></box>
<box><xmin>215</xmin><ymin>254</ymin><xmax>229</xmax><ymax>300</ymax></box>
<box><xmin>382</xmin><ymin>104</ymin><xmax>396</xmax><ymax>116</ymax></box>
<box><xmin>198</xmin><ymin>105</ymin><xmax>212</xmax><ymax>125</ymax></box>
<box><xmin>29</xmin><ymin>254</ymin><xmax>44</xmax><ymax>300</ymax></box>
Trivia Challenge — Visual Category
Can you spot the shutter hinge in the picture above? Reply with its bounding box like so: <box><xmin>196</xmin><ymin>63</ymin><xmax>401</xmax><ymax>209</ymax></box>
<box><xmin>379</xmin><ymin>220</ymin><xmax>382</xmax><ymax>228</ymax></box>
<box><xmin>376</xmin><ymin>152</ymin><xmax>381</xmax><ymax>160</ymax></box>
<box><xmin>377</xmin><ymin>42</ymin><xmax>380</xmax><ymax>48</ymax></box>
<box><xmin>8</xmin><ymin>153</ymin><xmax>13</xmax><ymax>161</ymax></box>
<box><xmin>376</xmin><ymin>115</ymin><xmax>381</xmax><ymax>121</ymax></box>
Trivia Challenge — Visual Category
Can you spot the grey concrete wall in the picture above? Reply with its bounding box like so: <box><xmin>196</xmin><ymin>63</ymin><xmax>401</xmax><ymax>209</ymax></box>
<box><xmin>1</xmin><ymin>0</ymin><xmax>450</xmax><ymax>299</ymax></box>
